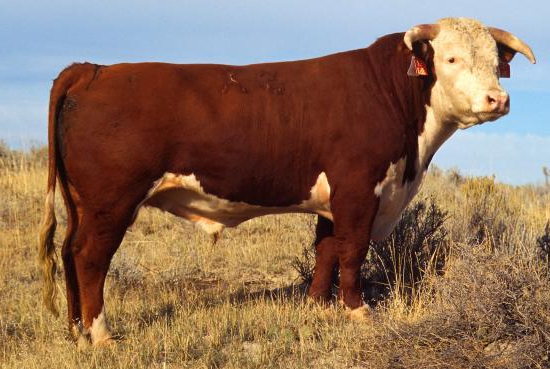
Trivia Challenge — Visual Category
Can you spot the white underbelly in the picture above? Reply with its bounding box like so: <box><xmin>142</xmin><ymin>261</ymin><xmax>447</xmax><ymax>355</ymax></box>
<box><xmin>138</xmin><ymin>160</ymin><xmax>424</xmax><ymax>241</ymax></box>
<box><xmin>139</xmin><ymin>172</ymin><xmax>332</xmax><ymax>234</ymax></box>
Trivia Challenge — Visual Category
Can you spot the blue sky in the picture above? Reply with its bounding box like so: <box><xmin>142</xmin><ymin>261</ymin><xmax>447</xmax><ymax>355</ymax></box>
<box><xmin>1</xmin><ymin>0</ymin><xmax>548</xmax><ymax>184</ymax></box>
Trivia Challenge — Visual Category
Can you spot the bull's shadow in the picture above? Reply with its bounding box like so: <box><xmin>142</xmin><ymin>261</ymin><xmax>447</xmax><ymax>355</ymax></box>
<box><xmin>228</xmin><ymin>282</ymin><xmax>309</xmax><ymax>305</ymax></box>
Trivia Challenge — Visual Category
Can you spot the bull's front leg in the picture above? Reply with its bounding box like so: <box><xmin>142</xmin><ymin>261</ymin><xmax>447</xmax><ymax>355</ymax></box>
<box><xmin>309</xmin><ymin>181</ymin><xmax>380</xmax><ymax>319</ymax></box>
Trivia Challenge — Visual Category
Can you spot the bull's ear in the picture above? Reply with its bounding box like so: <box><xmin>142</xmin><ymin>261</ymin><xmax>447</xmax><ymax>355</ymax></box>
<box><xmin>404</xmin><ymin>24</ymin><xmax>439</xmax><ymax>77</ymax></box>
<box><xmin>407</xmin><ymin>41</ymin><xmax>434</xmax><ymax>77</ymax></box>
<box><xmin>413</xmin><ymin>40</ymin><xmax>433</xmax><ymax>61</ymax></box>
<box><xmin>497</xmin><ymin>43</ymin><xmax>516</xmax><ymax>63</ymax></box>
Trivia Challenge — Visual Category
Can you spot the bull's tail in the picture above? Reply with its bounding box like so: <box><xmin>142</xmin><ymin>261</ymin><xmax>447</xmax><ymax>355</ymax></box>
<box><xmin>38</xmin><ymin>186</ymin><xmax>58</xmax><ymax>316</ymax></box>
<box><xmin>38</xmin><ymin>65</ymin><xmax>79</xmax><ymax>317</ymax></box>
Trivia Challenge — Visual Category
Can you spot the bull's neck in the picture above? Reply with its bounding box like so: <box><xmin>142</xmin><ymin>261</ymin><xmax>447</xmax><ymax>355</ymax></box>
<box><xmin>363</xmin><ymin>33</ymin><xmax>457</xmax><ymax>171</ymax></box>
<box><xmin>418</xmin><ymin>105</ymin><xmax>457</xmax><ymax>170</ymax></box>
<box><xmin>418</xmin><ymin>78</ymin><xmax>460</xmax><ymax>169</ymax></box>
<box><xmin>363</xmin><ymin>34</ymin><xmax>431</xmax><ymax>134</ymax></box>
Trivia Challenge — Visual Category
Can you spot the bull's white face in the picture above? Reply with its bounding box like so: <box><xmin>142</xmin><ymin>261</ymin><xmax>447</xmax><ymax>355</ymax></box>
<box><xmin>429</xmin><ymin>18</ymin><xmax>509</xmax><ymax>129</ymax></box>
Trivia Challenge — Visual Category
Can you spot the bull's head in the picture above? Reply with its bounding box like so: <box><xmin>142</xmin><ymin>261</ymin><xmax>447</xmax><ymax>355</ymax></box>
<box><xmin>404</xmin><ymin>17</ymin><xmax>536</xmax><ymax>129</ymax></box>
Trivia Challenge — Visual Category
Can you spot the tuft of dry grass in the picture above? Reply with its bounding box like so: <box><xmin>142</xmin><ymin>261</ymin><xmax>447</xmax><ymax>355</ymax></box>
<box><xmin>1</xmin><ymin>148</ymin><xmax>550</xmax><ymax>368</ymax></box>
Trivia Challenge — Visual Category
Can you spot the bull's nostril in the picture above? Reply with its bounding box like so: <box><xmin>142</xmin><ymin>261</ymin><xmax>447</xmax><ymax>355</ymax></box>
<box><xmin>487</xmin><ymin>95</ymin><xmax>497</xmax><ymax>105</ymax></box>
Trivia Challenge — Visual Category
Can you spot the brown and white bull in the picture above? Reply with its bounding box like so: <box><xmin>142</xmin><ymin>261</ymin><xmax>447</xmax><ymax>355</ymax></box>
<box><xmin>38</xmin><ymin>17</ymin><xmax>535</xmax><ymax>345</ymax></box>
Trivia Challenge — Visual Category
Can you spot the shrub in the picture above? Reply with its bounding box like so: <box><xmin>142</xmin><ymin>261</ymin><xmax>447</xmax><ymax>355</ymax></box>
<box><xmin>0</xmin><ymin>143</ymin><xmax>48</xmax><ymax>170</ymax></box>
<box><xmin>293</xmin><ymin>198</ymin><xmax>449</xmax><ymax>304</ymax></box>
<box><xmin>292</xmin><ymin>240</ymin><xmax>316</xmax><ymax>286</ymax></box>
<box><xmin>537</xmin><ymin>222</ymin><xmax>550</xmax><ymax>270</ymax></box>
<box><xmin>458</xmin><ymin>176</ymin><xmax>524</xmax><ymax>251</ymax></box>
<box><xmin>0</xmin><ymin>139</ymin><xmax>10</xmax><ymax>158</ymax></box>
<box><xmin>365</xmin><ymin>200</ymin><xmax>448</xmax><ymax>303</ymax></box>
<box><xmin>28</xmin><ymin>145</ymin><xmax>49</xmax><ymax>168</ymax></box>
<box><xmin>446</xmin><ymin>167</ymin><xmax>465</xmax><ymax>186</ymax></box>
<box><xmin>359</xmin><ymin>248</ymin><xmax>550</xmax><ymax>368</ymax></box>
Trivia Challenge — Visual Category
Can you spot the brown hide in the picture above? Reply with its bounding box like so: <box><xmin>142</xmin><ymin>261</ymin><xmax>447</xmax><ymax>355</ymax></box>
<box><xmin>57</xmin><ymin>33</ymin><xmax>429</xmax><ymax>211</ymax></box>
<box><xmin>43</xmin><ymin>32</ymin><xmax>435</xmax><ymax>340</ymax></box>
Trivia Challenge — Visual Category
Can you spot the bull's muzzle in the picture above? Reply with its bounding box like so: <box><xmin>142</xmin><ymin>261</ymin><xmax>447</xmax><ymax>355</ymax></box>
<box><xmin>485</xmin><ymin>89</ymin><xmax>510</xmax><ymax>115</ymax></box>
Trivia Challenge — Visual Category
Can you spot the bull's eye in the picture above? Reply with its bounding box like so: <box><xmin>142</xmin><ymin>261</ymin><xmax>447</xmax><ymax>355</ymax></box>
<box><xmin>447</xmin><ymin>57</ymin><xmax>456</xmax><ymax>64</ymax></box>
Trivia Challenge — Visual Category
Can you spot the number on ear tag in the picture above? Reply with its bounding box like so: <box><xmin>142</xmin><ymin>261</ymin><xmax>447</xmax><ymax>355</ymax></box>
<box><xmin>407</xmin><ymin>56</ymin><xmax>428</xmax><ymax>77</ymax></box>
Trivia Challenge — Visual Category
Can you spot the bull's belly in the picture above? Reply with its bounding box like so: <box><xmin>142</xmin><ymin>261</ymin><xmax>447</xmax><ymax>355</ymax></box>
<box><xmin>138</xmin><ymin>161</ymin><xmax>423</xmax><ymax>240</ymax></box>
<box><xmin>141</xmin><ymin>172</ymin><xmax>332</xmax><ymax>234</ymax></box>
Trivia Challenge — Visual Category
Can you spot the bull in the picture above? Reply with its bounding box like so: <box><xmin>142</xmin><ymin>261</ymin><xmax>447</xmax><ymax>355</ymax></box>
<box><xmin>38</xmin><ymin>17</ymin><xmax>535</xmax><ymax>345</ymax></box>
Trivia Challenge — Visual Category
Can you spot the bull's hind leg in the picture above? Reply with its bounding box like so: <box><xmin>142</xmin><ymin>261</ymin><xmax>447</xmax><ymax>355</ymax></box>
<box><xmin>308</xmin><ymin>216</ymin><xmax>338</xmax><ymax>303</ymax></box>
<box><xmin>58</xmin><ymin>181</ymin><xmax>83</xmax><ymax>339</ymax></box>
<box><xmin>70</xmin><ymin>206</ymin><xmax>134</xmax><ymax>346</ymax></box>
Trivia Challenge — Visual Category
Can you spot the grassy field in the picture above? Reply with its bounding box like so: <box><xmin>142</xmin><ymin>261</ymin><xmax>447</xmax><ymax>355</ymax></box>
<box><xmin>1</xmin><ymin>145</ymin><xmax>550</xmax><ymax>368</ymax></box>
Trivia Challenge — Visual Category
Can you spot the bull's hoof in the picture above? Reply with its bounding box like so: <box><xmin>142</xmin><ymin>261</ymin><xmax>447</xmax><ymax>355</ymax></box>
<box><xmin>76</xmin><ymin>333</ymin><xmax>117</xmax><ymax>349</ymax></box>
<box><xmin>92</xmin><ymin>336</ymin><xmax>117</xmax><ymax>347</ymax></box>
<box><xmin>72</xmin><ymin>322</ymin><xmax>117</xmax><ymax>349</ymax></box>
<box><xmin>76</xmin><ymin>334</ymin><xmax>91</xmax><ymax>351</ymax></box>
<box><xmin>345</xmin><ymin>305</ymin><xmax>372</xmax><ymax>322</ymax></box>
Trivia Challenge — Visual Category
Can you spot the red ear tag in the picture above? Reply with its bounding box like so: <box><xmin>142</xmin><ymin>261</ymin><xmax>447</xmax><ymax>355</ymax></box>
<box><xmin>498</xmin><ymin>60</ymin><xmax>510</xmax><ymax>78</ymax></box>
<box><xmin>407</xmin><ymin>56</ymin><xmax>429</xmax><ymax>77</ymax></box>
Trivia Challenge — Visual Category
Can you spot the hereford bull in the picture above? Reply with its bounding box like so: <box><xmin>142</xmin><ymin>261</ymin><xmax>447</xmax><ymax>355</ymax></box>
<box><xmin>38</xmin><ymin>17</ymin><xmax>535</xmax><ymax>345</ymax></box>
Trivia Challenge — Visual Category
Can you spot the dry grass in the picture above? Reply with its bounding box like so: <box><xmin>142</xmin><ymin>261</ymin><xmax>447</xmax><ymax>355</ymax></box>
<box><xmin>1</xmin><ymin>145</ymin><xmax>550</xmax><ymax>368</ymax></box>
